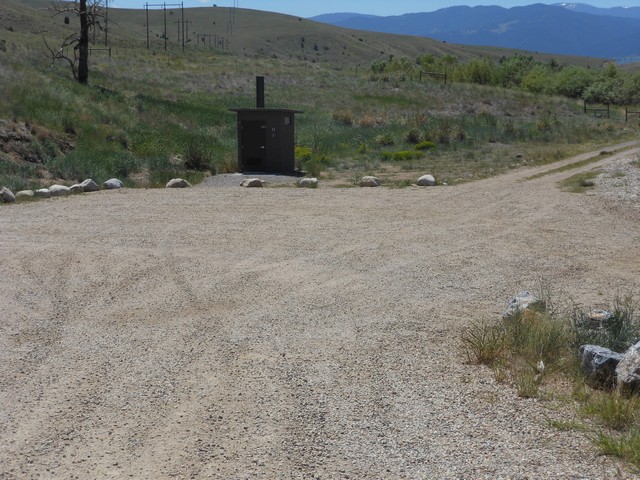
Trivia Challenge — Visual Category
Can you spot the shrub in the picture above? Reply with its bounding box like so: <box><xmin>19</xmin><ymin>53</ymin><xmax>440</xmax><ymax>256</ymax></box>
<box><xmin>358</xmin><ymin>115</ymin><xmax>379</xmax><ymax>128</ymax></box>
<box><xmin>184</xmin><ymin>142</ymin><xmax>212</xmax><ymax>171</ymax></box>
<box><xmin>406</xmin><ymin>129</ymin><xmax>421</xmax><ymax>144</ymax></box>
<box><xmin>382</xmin><ymin>150</ymin><xmax>424</xmax><ymax>161</ymax></box>
<box><xmin>295</xmin><ymin>145</ymin><xmax>313</xmax><ymax>161</ymax></box>
<box><xmin>374</xmin><ymin>134</ymin><xmax>394</xmax><ymax>146</ymax></box>
<box><xmin>415</xmin><ymin>141</ymin><xmax>436</xmax><ymax>151</ymax></box>
<box><xmin>505</xmin><ymin>309</ymin><xmax>571</xmax><ymax>370</ymax></box>
<box><xmin>303</xmin><ymin>154</ymin><xmax>331</xmax><ymax>178</ymax></box>
<box><xmin>332</xmin><ymin>109</ymin><xmax>353</xmax><ymax>126</ymax></box>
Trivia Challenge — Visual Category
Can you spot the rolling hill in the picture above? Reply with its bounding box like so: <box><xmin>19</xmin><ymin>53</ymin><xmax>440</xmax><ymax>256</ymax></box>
<box><xmin>0</xmin><ymin>0</ymin><xmax>607</xmax><ymax>69</ymax></box>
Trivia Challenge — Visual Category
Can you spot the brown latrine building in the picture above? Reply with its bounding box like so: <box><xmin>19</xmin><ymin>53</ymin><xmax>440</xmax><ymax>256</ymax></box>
<box><xmin>230</xmin><ymin>77</ymin><xmax>303</xmax><ymax>174</ymax></box>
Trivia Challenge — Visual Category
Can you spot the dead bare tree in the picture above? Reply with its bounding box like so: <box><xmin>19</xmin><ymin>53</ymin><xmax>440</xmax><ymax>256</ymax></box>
<box><xmin>44</xmin><ymin>0</ymin><xmax>106</xmax><ymax>84</ymax></box>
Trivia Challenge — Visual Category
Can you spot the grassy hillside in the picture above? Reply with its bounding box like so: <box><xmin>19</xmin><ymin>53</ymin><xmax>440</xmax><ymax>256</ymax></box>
<box><xmin>0</xmin><ymin>1</ymin><xmax>637</xmax><ymax>192</ymax></box>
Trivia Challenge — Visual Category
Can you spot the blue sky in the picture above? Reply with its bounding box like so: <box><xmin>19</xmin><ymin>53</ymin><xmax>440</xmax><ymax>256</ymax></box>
<box><xmin>110</xmin><ymin>1</ymin><xmax>634</xmax><ymax>16</ymax></box>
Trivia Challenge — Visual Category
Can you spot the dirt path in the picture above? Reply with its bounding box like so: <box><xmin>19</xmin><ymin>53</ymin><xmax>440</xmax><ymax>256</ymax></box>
<box><xmin>1</xmin><ymin>142</ymin><xmax>639</xmax><ymax>479</ymax></box>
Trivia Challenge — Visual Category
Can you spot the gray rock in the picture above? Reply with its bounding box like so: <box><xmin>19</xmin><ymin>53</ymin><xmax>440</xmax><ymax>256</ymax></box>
<box><xmin>503</xmin><ymin>291</ymin><xmax>545</xmax><ymax>319</ymax></box>
<box><xmin>240</xmin><ymin>178</ymin><xmax>264</xmax><ymax>188</ymax></box>
<box><xmin>166</xmin><ymin>178</ymin><xmax>192</xmax><ymax>188</ymax></box>
<box><xmin>417</xmin><ymin>174</ymin><xmax>436</xmax><ymax>187</ymax></box>
<box><xmin>299</xmin><ymin>178</ymin><xmax>318</xmax><ymax>188</ymax></box>
<box><xmin>579</xmin><ymin>344</ymin><xmax>624</xmax><ymax>388</ymax></box>
<box><xmin>0</xmin><ymin>187</ymin><xmax>16</xmax><ymax>203</ymax></box>
<box><xmin>49</xmin><ymin>184</ymin><xmax>71</xmax><ymax>196</ymax></box>
<box><xmin>70</xmin><ymin>184</ymin><xmax>84</xmax><ymax>194</ymax></box>
<box><xmin>103</xmin><ymin>178</ymin><xmax>124</xmax><ymax>190</ymax></box>
<box><xmin>616</xmin><ymin>341</ymin><xmax>640</xmax><ymax>392</ymax></box>
<box><xmin>80</xmin><ymin>178</ymin><xmax>99</xmax><ymax>192</ymax></box>
<box><xmin>15</xmin><ymin>190</ymin><xmax>35</xmax><ymax>200</ymax></box>
<box><xmin>575</xmin><ymin>309</ymin><xmax>614</xmax><ymax>329</ymax></box>
<box><xmin>360</xmin><ymin>176</ymin><xmax>380</xmax><ymax>187</ymax></box>
<box><xmin>34</xmin><ymin>188</ymin><xmax>52</xmax><ymax>198</ymax></box>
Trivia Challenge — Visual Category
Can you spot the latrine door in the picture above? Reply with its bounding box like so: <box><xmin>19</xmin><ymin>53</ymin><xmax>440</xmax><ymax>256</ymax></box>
<box><xmin>240</xmin><ymin>121</ymin><xmax>267</xmax><ymax>171</ymax></box>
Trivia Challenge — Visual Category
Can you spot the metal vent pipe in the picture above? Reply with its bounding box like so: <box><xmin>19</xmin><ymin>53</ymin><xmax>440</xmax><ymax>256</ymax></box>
<box><xmin>256</xmin><ymin>76</ymin><xmax>265</xmax><ymax>109</ymax></box>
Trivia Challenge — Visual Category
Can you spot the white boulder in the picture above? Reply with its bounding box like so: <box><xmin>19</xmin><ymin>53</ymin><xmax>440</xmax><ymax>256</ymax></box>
<box><xmin>103</xmin><ymin>178</ymin><xmax>124</xmax><ymax>190</ymax></box>
<box><xmin>240</xmin><ymin>178</ymin><xmax>264</xmax><ymax>188</ymax></box>
<box><xmin>0</xmin><ymin>187</ymin><xmax>16</xmax><ymax>203</ymax></box>
<box><xmin>80</xmin><ymin>178</ymin><xmax>99</xmax><ymax>192</ymax></box>
<box><xmin>166</xmin><ymin>178</ymin><xmax>192</xmax><ymax>188</ymax></box>
<box><xmin>299</xmin><ymin>178</ymin><xmax>318</xmax><ymax>188</ymax></box>
<box><xmin>417</xmin><ymin>174</ymin><xmax>436</xmax><ymax>186</ymax></box>
<box><xmin>15</xmin><ymin>190</ymin><xmax>35</xmax><ymax>200</ymax></box>
<box><xmin>616</xmin><ymin>341</ymin><xmax>640</xmax><ymax>392</ymax></box>
<box><xmin>34</xmin><ymin>188</ymin><xmax>51</xmax><ymax>198</ymax></box>
<box><xmin>49</xmin><ymin>184</ymin><xmax>71</xmax><ymax>196</ymax></box>
<box><xmin>360</xmin><ymin>176</ymin><xmax>380</xmax><ymax>187</ymax></box>
<box><xmin>503</xmin><ymin>291</ymin><xmax>545</xmax><ymax>319</ymax></box>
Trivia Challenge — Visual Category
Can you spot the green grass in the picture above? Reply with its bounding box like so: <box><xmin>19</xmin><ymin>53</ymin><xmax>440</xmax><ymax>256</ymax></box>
<box><xmin>460</xmin><ymin>319</ymin><xmax>506</xmax><ymax>366</ymax></box>
<box><xmin>596</xmin><ymin>429</ymin><xmax>640</xmax><ymax>470</ymax></box>
<box><xmin>461</xmin><ymin>293</ymin><xmax>640</xmax><ymax>470</ymax></box>
<box><xmin>547</xmin><ymin>418</ymin><xmax>589</xmax><ymax>432</ymax></box>
<box><xmin>0</xmin><ymin>0</ymin><xmax>638</xmax><ymax>192</ymax></box>
<box><xmin>582</xmin><ymin>392</ymin><xmax>640</xmax><ymax>431</ymax></box>
<box><xmin>558</xmin><ymin>170</ymin><xmax>601</xmax><ymax>193</ymax></box>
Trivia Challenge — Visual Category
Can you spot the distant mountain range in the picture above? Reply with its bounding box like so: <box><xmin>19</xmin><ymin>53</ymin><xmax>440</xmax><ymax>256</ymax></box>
<box><xmin>311</xmin><ymin>3</ymin><xmax>640</xmax><ymax>62</ymax></box>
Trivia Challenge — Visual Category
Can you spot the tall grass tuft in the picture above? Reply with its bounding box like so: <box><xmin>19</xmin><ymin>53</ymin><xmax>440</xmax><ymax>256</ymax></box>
<box><xmin>583</xmin><ymin>391</ymin><xmax>640</xmax><ymax>431</ymax></box>
<box><xmin>460</xmin><ymin>319</ymin><xmax>506</xmax><ymax>366</ymax></box>
<box><xmin>596</xmin><ymin>429</ymin><xmax>640</xmax><ymax>470</ymax></box>
<box><xmin>572</xmin><ymin>296</ymin><xmax>639</xmax><ymax>353</ymax></box>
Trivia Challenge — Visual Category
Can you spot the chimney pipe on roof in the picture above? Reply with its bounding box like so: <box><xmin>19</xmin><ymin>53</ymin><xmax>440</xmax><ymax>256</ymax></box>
<box><xmin>256</xmin><ymin>76</ymin><xmax>265</xmax><ymax>109</ymax></box>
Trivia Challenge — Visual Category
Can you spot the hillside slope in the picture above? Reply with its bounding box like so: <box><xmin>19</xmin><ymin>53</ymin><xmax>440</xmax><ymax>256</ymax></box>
<box><xmin>0</xmin><ymin>0</ymin><xmax>606</xmax><ymax>68</ymax></box>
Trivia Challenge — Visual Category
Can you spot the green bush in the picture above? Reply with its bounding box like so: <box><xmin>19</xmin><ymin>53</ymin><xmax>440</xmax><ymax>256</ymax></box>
<box><xmin>382</xmin><ymin>150</ymin><xmax>424</xmax><ymax>161</ymax></box>
<box><xmin>374</xmin><ymin>133</ymin><xmax>395</xmax><ymax>146</ymax></box>
<box><xmin>415</xmin><ymin>141</ymin><xmax>436</xmax><ymax>151</ymax></box>
<box><xmin>184</xmin><ymin>142</ymin><xmax>213</xmax><ymax>171</ymax></box>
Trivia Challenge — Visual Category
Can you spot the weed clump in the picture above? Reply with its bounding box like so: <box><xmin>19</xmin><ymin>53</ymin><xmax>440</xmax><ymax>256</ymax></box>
<box><xmin>184</xmin><ymin>142</ymin><xmax>213</xmax><ymax>171</ymax></box>
<box><xmin>415</xmin><ymin>140</ymin><xmax>436</xmax><ymax>151</ymax></box>
<box><xmin>461</xmin><ymin>292</ymin><xmax>640</xmax><ymax>470</ymax></box>
<box><xmin>572</xmin><ymin>297</ymin><xmax>639</xmax><ymax>353</ymax></box>
<box><xmin>382</xmin><ymin>150</ymin><xmax>424</xmax><ymax>162</ymax></box>
<box><xmin>374</xmin><ymin>134</ymin><xmax>394</xmax><ymax>146</ymax></box>
<box><xmin>332</xmin><ymin>109</ymin><xmax>353</xmax><ymax>126</ymax></box>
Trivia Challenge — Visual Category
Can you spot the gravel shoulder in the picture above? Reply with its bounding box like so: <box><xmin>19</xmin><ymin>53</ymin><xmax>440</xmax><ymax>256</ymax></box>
<box><xmin>1</xmin><ymin>142</ymin><xmax>639</xmax><ymax>479</ymax></box>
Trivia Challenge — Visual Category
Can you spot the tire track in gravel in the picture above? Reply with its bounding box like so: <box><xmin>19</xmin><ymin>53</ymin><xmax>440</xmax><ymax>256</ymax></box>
<box><xmin>1</xmin><ymin>142</ymin><xmax>639</xmax><ymax>479</ymax></box>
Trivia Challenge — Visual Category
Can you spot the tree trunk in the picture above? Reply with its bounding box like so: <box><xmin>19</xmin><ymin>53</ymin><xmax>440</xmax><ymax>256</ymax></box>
<box><xmin>78</xmin><ymin>0</ymin><xmax>89</xmax><ymax>84</ymax></box>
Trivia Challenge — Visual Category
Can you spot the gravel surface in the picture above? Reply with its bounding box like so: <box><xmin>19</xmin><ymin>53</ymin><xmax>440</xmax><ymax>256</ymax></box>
<box><xmin>1</xmin><ymin>142</ymin><xmax>639</xmax><ymax>479</ymax></box>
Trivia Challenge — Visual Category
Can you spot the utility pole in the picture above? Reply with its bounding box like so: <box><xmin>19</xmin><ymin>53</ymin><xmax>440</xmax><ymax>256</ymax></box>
<box><xmin>104</xmin><ymin>0</ymin><xmax>108</xmax><ymax>46</ymax></box>
<box><xmin>145</xmin><ymin>2</ymin><xmax>183</xmax><ymax>51</ymax></box>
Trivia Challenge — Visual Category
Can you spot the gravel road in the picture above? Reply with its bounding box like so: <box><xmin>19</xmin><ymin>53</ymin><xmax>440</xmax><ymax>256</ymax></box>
<box><xmin>1</xmin><ymin>142</ymin><xmax>639</xmax><ymax>479</ymax></box>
